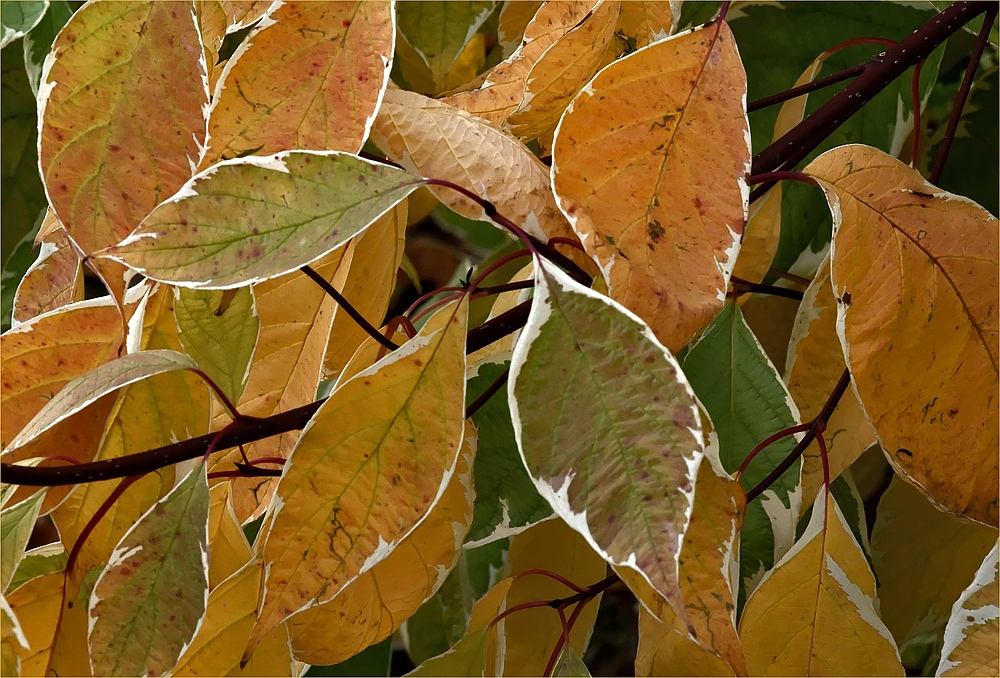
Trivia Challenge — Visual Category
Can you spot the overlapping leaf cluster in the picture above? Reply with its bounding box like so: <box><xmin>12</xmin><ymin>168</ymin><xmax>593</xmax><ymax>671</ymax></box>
<box><xmin>1</xmin><ymin>2</ymin><xmax>997</xmax><ymax>677</ymax></box>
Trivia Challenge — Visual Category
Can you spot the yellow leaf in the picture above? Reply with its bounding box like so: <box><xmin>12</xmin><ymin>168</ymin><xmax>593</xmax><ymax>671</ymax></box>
<box><xmin>805</xmin><ymin>144</ymin><xmax>999</xmax><ymax>526</ymax></box>
<box><xmin>208</xmin><ymin>483</ymin><xmax>254</xmax><ymax>590</ymax></box>
<box><xmin>739</xmin><ymin>487</ymin><xmax>903</xmax><ymax>676</ymax></box>
<box><xmin>246</xmin><ymin>298</ymin><xmax>469</xmax><ymax>656</ymax></box>
<box><xmin>785</xmin><ymin>256</ymin><xmax>877</xmax><ymax>514</ymax></box>
<box><xmin>6</xmin><ymin>572</ymin><xmax>62</xmax><ymax>675</ymax></box>
<box><xmin>287</xmin><ymin>424</ymin><xmax>477</xmax><ymax>665</ymax></box>
<box><xmin>195</xmin><ymin>1</ymin><xmax>227</xmax><ymax>88</ymax></box>
<box><xmin>635</xmin><ymin>605</ymin><xmax>735</xmax><ymax>677</ymax></box>
<box><xmin>1</xmin><ymin>595</ymin><xmax>28</xmax><ymax>677</ymax></box>
<box><xmin>445</xmin><ymin>1</ymin><xmax>598</xmax><ymax>126</ymax></box>
<box><xmin>506</xmin><ymin>1</ymin><xmax>621</xmax><ymax>141</ymax></box>
<box><xmin>202</xmin><ymin>1</ymin><xmax>394</xmax><ymax>166</ymax></box>
<box><xmin>371</xmin><ymin>88</ymin><xmax>579</xmax><ymax>244</ymax></box>
<box><xmin>211</xmin><ymin>248</ymin><xmax>349</xmax><ymax>523</ymax></box>
<box><xmin>322</xmin><ymin>202</ymin><xmax>408</xmax><ymax>379</ymax></box>
<box><xmin>221</xmin><ymin>0</ymin><xmax>270</xmax><ymax>32</ymax></box>
<box><xmin>495</xmin><ymin>519</ymin><xmax>607</xmax><ymax>676</ymax></box>
<box><xmin>614</xmin><ymin>1</ymin><xmax>678</xmax><ymax>49</ymax></box>
<box><xmin>551</xmin><ymin>20</ymin><xmax>750</xmax><ymax>352</ymax></box>
<box><xmin>11</xmin><ymin>216</ymin><xmax>84</xmax><ymax>326</ymax></box>
<box><xmin>496</xmin><ymin>1</ymin><xmax>543</xmax><ymax>57</ymax></box>
<box><xmin>870</xmin><ymin>477</ymin><xmax>998</xmax><ymax>650</ymax></box>
<box><xmin>39</xmin><ymin>1</ymin><xmax>206</xmax><ymax>258</ymax></box>
<box><xmin>937</xmin><ymin>541</ymin><xmax>999</xmax><ymax>677</ymax></box>
<box><xmin>466</xmin><ymin>261</ymin><xmax>533</xmax><ymax>372</ymax></box>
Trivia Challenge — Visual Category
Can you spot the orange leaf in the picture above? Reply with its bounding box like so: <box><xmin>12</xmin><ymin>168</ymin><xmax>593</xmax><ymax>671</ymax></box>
<box><xmin>551</xmin><ymin>20</ymin><xmax>750</xmax><ymax>352</ymax></box>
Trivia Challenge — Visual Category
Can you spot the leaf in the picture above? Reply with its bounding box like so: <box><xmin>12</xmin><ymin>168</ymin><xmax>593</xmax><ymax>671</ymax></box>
<box><xmin>510</xmin><ymin>257</ymin><xmax>705</xmax><ymax>619</ymax></box>
<box><xmin>1</xmin><ymin>490</ymin><xmax>45</xmax><ymax>591</ymax></box>
<box><xmin>6</xmin><ymin>349</ymin><xmax>198</xmax><ymax>452</ymax></box>
<box><xmin>286</xmin><ymin>425</ymin><xmax>476</xmax><ymax>665</ymax></box>
<box><xmin>1</xmin><ymin>594</ymin><xmax>29</xmax><ymax>677</ymax></box>
<box><xmin>174</xmin><ymin>286</ymin><xmax>259</xmax><ymax>405</ymax></box>
<box><xmin>465</xmin><ymin>360</ymin><xmax>551</xmax><ymax>546</ymax></box>
<box><xmin>505</xmin><ymin>0</ymin><xmax>620</xmax><ymax>141</ymax></box>
<box><xmin>395</xmin><ymin>1</ymin><xmax>498</xmax><ymax>95</ymax></box>
<box><xmin>247</xmin><ymin>297</ymin><xmax>469</xmax><ymax>656</ymax></box>
<box><xmin>553</xmin><ymin>646</ymin><xmax>592</xmax><ymax>677</ymax></box>
<box><xmin>6</xmin><ymin>571</ymin><xmax>62</xmax><ymax>674</ymax></box>
<box><xmin>207</xmin><ymin>482</ymin><xmax>253</xmax><ymax>590</ymax></box>
<box><xmin>202</xmin><ymin>1</ymin><xmax>394</xmax><ymax>166</ymax></box>
<box><xmin>22</xmin><ymin>1</ymin><xmax>74</xmax><ymax>96</ymax></box>
<box><xmin>496</xmin><ymin>519</ymin><xmax>607</xmax><ymax>676</ymax></box>
<box><xmin>408</xmin><ymin>626</ymin><xmax>491</xmax><ymax>677</ymax></box>
<box><xmin>103</xmin><ymin>152</ymin><xmax>419</xmax><ymax>289</ymax></box>
<box><xmin>1</xmin><ymin>298</ymin><xmax>122</xmax><ymax>449</ymax></box>
<box><xmin>551</xmin><ymin>19</ymin><xmax>749</xmax><ymax>352</ymax></box>
<box><xmin>212</xmin><ymin>248</ymin><xmax>349</xmax><ymax>523</ymax></box>
<box><xmin>785</xmin><ymin>255</ymin><xmax>877</xmax><ymax>514</ymax></box>
<box><xmin>496</xmin><ymin>1</ymin><xmax>542</xmax><ymax>58</ymax></box>
<box><xmin>614</xmin><ymin>1</ymin><xmax>678</xmax><ymax>49</ymax></box>
<box><xmin>1</xmin><ymin>0</ymin><xmax>48</xmax><ymax>47</ymax></box>
<box><xmin>805</xmin><ymin>144</ymin><xmax>999</xmax><ymax>526</ymax></box>
<box><xmin>8</xmin><ymin>542</ymin><xmax>67</xmax><ymax>593</ymax></box>
<box><xmin>11</xmin><ymin>220</ymin><xmax>85</xmax><ymax>326</ymax></box>
<box><xmin>88</xmin><ymin>461</ymin><xmax>210</xmax><ymax>677</ymax></box>
<box><xmin>739</xmin><ymin>486</ymin><xmax>903</xmax><ymax>676</ymax></box>
<box><xmin>220</xmin><ymin>0</ymin><xmax>270</xmax><ymax>32</ymax></box>
<box><xmin>870</xmin><ymin>477</ymin><xmax>998</xmax><ymax>654</ymax></box>
<box><xmin>444</xmin><ymin>1</ymin><xmax>596</xmax><ymax>126</ymax></box>
<box><xmin>636</xmin><ymin>605</ymin><xmax>735</xmax><ymax>678</ymax></box>
<box><xmin>936</xmin><ymin>541</ymin><xmax>1000</xmax><ymax>677</ymax></box>
<box><xmin>371</xmin><ymin>88</ymin><xmax>577</xmax><ymax>243</ymax></box>
<box><xmin>38</xmin><ymin>1</ymin><xmax>208</xmax><ymax>259</ymax></box>
<box><xmin>680</xmin><ymin>301</ymin><xmax>802</xmax><ymax>604</ymax></box>
<box><xmin>322</xmin><ymin>201</ymin><xmax>408</xmax><ymax>379</ymax></box>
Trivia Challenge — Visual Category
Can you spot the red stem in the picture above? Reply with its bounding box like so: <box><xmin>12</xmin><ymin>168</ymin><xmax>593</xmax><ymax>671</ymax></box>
<box><xmin>911</xmin><ymin>60</ymin><xmax>925</xmax><ymax>168</ymax></box>
<box><xmin>736</xmin><ymin>423</ymin><xmax>812</xmax><ymax>483</ymax></box>
<box><xmin>512</xmin><ymin>568</ymin><xmax>585</xmax><ymax>593</ymax></box>
<box><xmin>65</xmin><ymin>474</ymin><xmax>144</xmax><ymax>575</ymax></box>
<box><xmin>190</xmin><ymin>368</ymin><xmax>243</xmax><ymax>420</ymax></box>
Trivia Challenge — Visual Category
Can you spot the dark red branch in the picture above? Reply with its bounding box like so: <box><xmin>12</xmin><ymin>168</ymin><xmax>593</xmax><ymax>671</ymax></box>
<box><xmin>301</xmin><ymin>264</ymin><xmax>398</xmax><ymax>351</ymax></box>
<box><xmin>747</xmin><ymin>63</ymin><xmax>866</xmax><ymax>113</ymax></box>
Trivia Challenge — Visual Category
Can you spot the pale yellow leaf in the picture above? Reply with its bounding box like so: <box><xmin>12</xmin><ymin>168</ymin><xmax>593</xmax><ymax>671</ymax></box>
<box><xmin>6</xmin><ymin>572</ymin><xmax>63</xmax><ymax>675</ymax></box>
<box><xmin>208</xmin><ymin>483</ymin><xmax>254</xmax><ymax>590</ymax></box>
<box><xmin>937</xmin><ymin>541</ymin><xmax>999</xmax><ymax>677</ymax></box>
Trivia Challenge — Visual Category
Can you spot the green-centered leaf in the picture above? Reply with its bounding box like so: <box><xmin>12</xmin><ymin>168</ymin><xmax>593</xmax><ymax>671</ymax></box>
<box><xmin>739</xmin><ymin>486</ymin><xmax>904</xmax><ymax>676</ymax></box>
<box><xmin>38</xmin><ymin>1</ymin><xmax>208</xmax><ymax>261</ymax></box>
<box><xmin>510</xmin><ymin>257</ymin><xmax>705</xmax><ymax>620</ymax></box>
<box><xmin>395</xmin><ymin>1</ymin><xmax>497</xmax><ymax>95</ymax></box>
<box><xmin>1</xmin><ymin>1</ymin><xmax>47</xmax><ymax>47</ymax></box>
<box><xmin>407</xmin><ymin>626</ymin><xmax>490</xmax><ymax>677</ymax></box>
<box><xmin>174</xmin><ymin>286</ymin><xmax>259</xmax><ymax>405</ymax></box>
<box><xmin>6</xmin><ymin>349</ymin><xmax>198</xmax><ymax>452</ymax></box>
<box><xmin>21</xmin><ymin>0</ymin><xmax>73</xmax><ymax>96</ymax></box>
<box><xmin>246</xmin><ymin>297</ymin><xmax>469</xmax><ymax>657</ymax></box>
<box><xmin>1</xmin><ymin>594</ymin><xmax>29</xmax><ymax>676</ymax></box>
<box><xmin>103</xmin><ymin>152</ymin><xmax>420</xmax><ymax>289</ymax></box>
<box><xmin>465</xmin><ymin>360</ymin><xmax>551</xmax><ymax>546</ymax></box>
<box><xmin>680</xmin><ymin>301</ymin><xmax>802</xmax><ymax>607</ymax></box>
<box><xmin>202</xmin><ymin>1</ymin><xmax>394</xmax><ymax>166</ymax></box>
<box><xmin>806</xmin><ymin>144</ymin><xmax>999</xmax><ymax>526</ymax></box>
<box><xmin>551</xmin><ymin>18</ymin><xmax>749</xmax><ymax>352</ymax></box>
<box><xmin>6</xmin><ymin>570</ymin><xmax>62</xmax><ymax>674</ymax></box>
<box><xmin>8</xmin><ymin>543</ymin><xmax>67</xmax><ymax>594</ymax></box>
<box><xmin>2</xmin><ymin>42</ymin><xmax>47</xmax><ymax>265</ymax></box>
<box><xmin>936</xmin><ymin>541</ymin><xmax>1000</xmax><ymax>677</ymax></box>
<box><xmin>88</xmin><ymin>461</ymin><xmax>211</xmax><ymax>677</ymax></box>
<box><xmin>1</xmin><ymin>490</ymin><xmax>45</xmax><ymax>591</ymax></box>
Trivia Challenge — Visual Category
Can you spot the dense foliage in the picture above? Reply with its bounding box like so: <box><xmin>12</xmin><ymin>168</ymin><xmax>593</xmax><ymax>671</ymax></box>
<box><xmin>1</xmin><ymin>1</ymin><xmax>997</xmax><ymax>676</ymax></box>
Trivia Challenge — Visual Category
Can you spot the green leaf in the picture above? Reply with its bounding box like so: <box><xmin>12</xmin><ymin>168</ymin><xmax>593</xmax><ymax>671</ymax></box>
<box><xmin>465</xmin><ymin>360</ymin><xmax>551</xmax><ymax>546</ymax></box>
<box><xmin>6</xmin><ymin>349</ymin><xmax>199</xmax><ymax>452</ymax></box>
<box><xmin>103</xmin><ymin>152</ymin><xmax>420</xmax><ymax>289</ymax></box>
<box><xmin>22</xmin><ymin>0</ymin><xmax>73</xmax><ymax>96</ymax></box>
<box><xmin>0</xmin><ymin>209</ymin><xmax>43</xmax><ymax>332</ymax></box>
<box><xmin>1</xmin><ymin>0</ymin><xmax>48</xmax><ymax>48</ymax></box>
<box><xmin>680</xmin><ymin>301</ymin><xmax>802</xmax><ymax>608</ymax></box>
<box><xmin>553</xmin><ymin>646</ymin><xmax>592</xmax><ymax>677</ymax></box>
<box><xmin>306</xmin><ymin>637</ymin><xmax>392</xmax><ymax>677</ymax></box>
<box><xmin>510</xmin><ymin>258</ymin><xmax>705</xmax><ymax>618</ymax></box>
<box><xmin>7</xmin><ymin>542</ymin><xmax>67</xmax><ymax>593</ymax></box>
<box><xmin>406</xmin><ymin>626</ymin><xmax>490</xmax><ymax>677</ymax></box>
<box><xmin>88</xmin><ymin>461</ymin><xmax>211</xmax><ymax>677</ymax></box>
<box><xmin>1</xmin><ymin>490</ymin><xmax>45</xmax><ymax>591</ymax></box>
<box><xmin>174</xmin><ymin>286</ymin><xmax>259</xmax><ymax>405</ymax></box>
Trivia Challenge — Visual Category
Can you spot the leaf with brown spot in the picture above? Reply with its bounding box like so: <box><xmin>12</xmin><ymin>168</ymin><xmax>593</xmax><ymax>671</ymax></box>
<box><xmin>202</xmin><ymin>1</ymin><xmax>394</xmax><ymax>166</ymax></box>
<box><xmin>805</xmin><ymin>144</ymin><xmax>999</xmax><ymax>526</ymax></box>
<box><xmin>551</xmin><ymin>19</ymin><xmax>750</xmax><ymax>352</ymax></box>
<box><xmin>614</xmin><ymin>1</ymin><xmax>678</xmax><ymax>49</ymax></box>
<box><xmin>11</xmin><ymin>216</ymin><xmax>84</xmax><ymax>326</ymax></box>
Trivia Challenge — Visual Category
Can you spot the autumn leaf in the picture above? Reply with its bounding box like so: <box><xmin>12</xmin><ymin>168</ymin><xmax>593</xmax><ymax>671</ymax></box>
<box><xmin>207</xmin><ymin>482</ymin><xmax>253</xmax><ymax>590</ymax></box>
<box><xmin>510</xmin><ymin>258</ymin><xmax>704</xmax><ymax>621</ymax></box>
<box><xmin>202</xmin><ymin>1</ymin><xmax>394</xmax><ymax>166</ymax></box>
<box><xmin>286</xmin><ymin>424</ymin><xmax>476</xmax><ymax>666</ymax></box>
<box><xmin>5</xmin><ymin>571</ymin><xmax>62</xmax><ymax>674</ymax></box>
<box><xmin>785</xmin><ymin>255</ymin><xmax>877</xmax><ymax>514</ymax></box>
<box><xmin>1</xmin><ymin>594</ymin><xmax>29</xmax><ymax>677</ymax></box>
<box><xmin>1</xmin><ymin>490</ymin><xmax>45</xmax><ymax>591</ymax></box>
<box><xmin>805</xmin><ymin>144</ymin><xmax>999</xmax><ymax>526</ymax></box>
<box><xmin>38</xmin><ymin>0</ymin><xmax>207</xmax><ymax>295</ymax></box>
<box><xmin>371</xmin><ymin>87</ymin><xmax>579</xmax><ymax>243</ymax></box>
<box><xmin>246</xmin><ymin>297</ymin><xmax>469</xmax><ymax>656</ymax></box>
<box><xmin>614</xmin><ymin>1</ymin><xmax>678</xmax><ymax>49</ymax></box>
<box><xmin>88</xmin><ymin>461</ymin><xmax>210</xmax><ymax>677</ymax></box>
<box><xmin>739</xmin><ymin>486</ymin><xmax>903</xmax><ymax>676</ymax></box>
<box><xmin>551</xmin><ymin>19</ymin><xmax>750</xmax><ymax>352</ymax></box>
<box><xmin>936</xmin><ymin>541</ymin><xmax>999</xmax><ymax>676</ymax></box>
<box><xmin>11</xmin><ymin>216</ymin><xmax>84</xmax><ymax>326</ymax></box>
<box><xmin>103</xmin><ymin>152</ymin><xmax>420</xmax><ymax>289</ymax></box>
